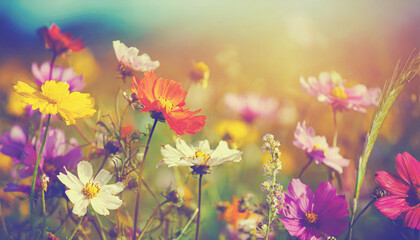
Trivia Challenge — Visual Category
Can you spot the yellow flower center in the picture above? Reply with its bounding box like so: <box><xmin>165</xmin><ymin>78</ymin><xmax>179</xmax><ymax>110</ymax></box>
<box><xmin>305</xmin><ymin>211</ymin><xmax>318</xmax><ymax>224</ymax></box>
<box><xmin>195</xmin><ymin>149</ymin><xmax>211</xmax><ymax>165</ymax></box>
<box><xmin>330</xmin><ymin>87</ymin><xmax>348</xmax><ymax>100</ymax></box>
<box><xmin>157</xmin><ymin>97</ymin><xmax>174</xmax><ymax>111</ymax></box>
<box><xmin>313</xmin><ymin>144</ymin><xmax>326</xmax><ymax>153</ymax></box>
<box><xmin>82</xmin><ymin>181</ymin><xmax>100</xmax><ymax>199</ymax></box>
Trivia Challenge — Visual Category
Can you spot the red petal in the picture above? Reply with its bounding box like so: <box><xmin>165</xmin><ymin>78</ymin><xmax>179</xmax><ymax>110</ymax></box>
<box><xmin>374</xmin><ymin>171</ymin><xmax>410</xmax><ymax>196</ymax></box>
<box><xmin>395</xmin><ymin>152</ymin><xmax>420</xmax><ymax>186</ymax></box>
<box><xmin>374</xmin><ymin>195</ymin><xmax>411</xmax><ymax>220</ymax></box>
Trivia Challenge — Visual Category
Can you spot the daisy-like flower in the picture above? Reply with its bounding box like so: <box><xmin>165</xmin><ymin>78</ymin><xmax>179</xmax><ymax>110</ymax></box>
<box><xmin>224</xmin><ymin>93</ymin><xmax>278</xmax><ymax>123</ymax></box>
<box><xmin>131</xmin><ymin>71</ymin><xmax>206</xmax><ymax>135</ymax></box>
<box><xmin>300</xmin><ymin>71</ymin><xmax>381</xmax><ymax>113</ymax></box>
<box><xmin>58</xmin><ymin>161</ymin><xmax>124</xmax><ymax>216</ymax></box>
<box><xmin>14</xmin><ymin>80</ymin><xmax>96</xmax><ymax>125</ymax></box>
<box><xmin>113</xmin><ymin>40</ymin><xmax>160</xmax><ymax>75</ymax></box>
<box><xmin>39</xmin><ymin>23</ymin><xmax>84</xmax><ymax>54</ymax></box>
<box><xmin>189</xmin><ymin>61</ymin><xmax>210</xmax><ymax>88</ymax></box>
<box><xmin>293</xmin><ymin>122</ymin><xmax>349</xmax><ymax>174</ymax></box>
<box><xmin>160</xmin><ymin>138</ymin><xmax>241</xmax><ymax>174</ymax></box>
<box><xmin>374</xmin><ymin>152</ymin><xmax>420</xmax><ymax>230</ymax></box>
<box><xmin>279</xmin><ymin>179</ymin><xmax>349</xmax><ymax>240</ymax></box>
<box><xmin>32</xmin><ymin>62</ymin><xmax>85</xmax><ymax>91</ymax></box>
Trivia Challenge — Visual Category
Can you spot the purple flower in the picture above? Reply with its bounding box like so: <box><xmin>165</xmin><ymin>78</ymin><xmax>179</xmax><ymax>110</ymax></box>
<box><xmin>293</xmin><ymin>122</ymin><xmax>349</xmax><ymax>173</ymax></box>
<box><xmin>32</xmin><ymin>62</ymin><xmax>85</xmax><ymax>91</ymax></box>
<box><xmin>279</xmin><ymin>179</ymin><xmax>349</xmax><ymax>240</ymax></box>
<box><xmin>0</xmin><ymin>125</ymin><xmax>82</xmax><ymax>179</ymax></box>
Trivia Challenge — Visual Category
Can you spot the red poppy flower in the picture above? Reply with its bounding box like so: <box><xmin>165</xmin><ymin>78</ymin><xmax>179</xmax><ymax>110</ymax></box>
<box><xmin>375</xmin><ymin>152</ymin><xmax>420</xmax><ymax>230</ymax></box>
<box><xmin>39</xmin><ymin>23</ymin><xmax>84</xmax><ymax>54</ymax></box>
<box><xmin>131</xmin><ymin>72</ymin><xmax>206</xmax><ymax>135</ymax></box>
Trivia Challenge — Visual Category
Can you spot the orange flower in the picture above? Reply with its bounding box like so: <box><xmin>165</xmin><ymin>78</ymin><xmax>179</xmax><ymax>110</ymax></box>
<box><xmin>218</xmin><ymin>197</ymin><xmax>251</xmax><ymax>230</ymax></box>
<box><xmin>131</xmin><ymin>71</ymin><xmax>206</xmax><ymax>135</ymax></box>
<box><xmin>39</xmin><ymin>23</ymin><xmax>84</xmax><ymax>54</ymax></box>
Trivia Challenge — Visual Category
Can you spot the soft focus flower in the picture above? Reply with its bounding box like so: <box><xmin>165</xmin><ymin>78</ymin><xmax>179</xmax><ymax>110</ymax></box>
<box><xmin>374</xmin><ymin>152</ymin><xmax>420</xmax><ymax>230</ymax></box>
<box><xmin>131</xmin><ymin>71</ymin><xmax>206</xmax><ymax>135</ymax></box>
<box><xmin>39</xmin><ymin>23</ymin><xmax>84</xmax><ymax>54</ymax></box>
<box><xmin>189</xmin><ymin>61</ymin><xmax>210</xmax><ymax>88</ymax></box>
<box><xmin>0</xmin><ymin>125</ymin><xmax>83</xmax><ymax>179</ymax></box>
<box><xmin>224</xmin><ymin>93</ymin><xmax>278</xmax><ymax>123</ymax></box>
<box><xmin>32</xmin><ymin>62</ymin><xmax>85</xmax><ymax>91</ymax></box>
<box><xmin>300</xmin><ymin>71</ymin><xmax>381</xmax><ymax>113</ymax></box>
<box><xmin>279</xmin><ymin>179</ymin><xmax>349</xmax><ymax>240</ymax></box>
<box><xmin>58</xmin><ymin>161</ymin><xmax>124</xmax><ymax>216</ymax></box>
<box><xmin>293</xmin><ymin>122</ymin><xmax>349</xmax><ymax>173</ymax></box>
<box><xmin>113</xmin><ymin>40</ymin><xmax>159</xmax><ymax>74</ymax></box>
<box><xmin>160</xmin><ymin>138</ymin><xmax>242</xmax><ymax>174</ymax></box>
<box><xmin>214</xmin><ymin>119</ymin><xmax>258</xmax><ymax>149</ymax></box>
<box><xmin>14</xmin><ymin>80</ymin><xmax>96</xmax><ymax>125</ymax></box>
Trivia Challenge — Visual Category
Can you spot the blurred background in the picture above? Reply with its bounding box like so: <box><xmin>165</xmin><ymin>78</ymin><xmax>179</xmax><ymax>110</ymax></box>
<box><xmin>1</xmin><ymin>1</ymin><xmax>420</xmax><ymax>239</ymax></box>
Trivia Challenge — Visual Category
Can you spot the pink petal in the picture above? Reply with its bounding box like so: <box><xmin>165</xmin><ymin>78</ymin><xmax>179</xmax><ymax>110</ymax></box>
<box><xmin>375</xmin><ymin>171</ymin><xmax>410</xmax><ymax>196</ymax></box>
<box><xmin>374</xmin><ymin>195</ymin><xmax>411</xmax><ymax>220</ymax></box>
<box><xmin>404</xmin><ymin>207</ymin><xmax>420</xmax><ymax>230</ymax></box>
<box><xmin>395</xmin><ymin>152</ymin><xmax>420</xmax><ymax>186</ymax></box>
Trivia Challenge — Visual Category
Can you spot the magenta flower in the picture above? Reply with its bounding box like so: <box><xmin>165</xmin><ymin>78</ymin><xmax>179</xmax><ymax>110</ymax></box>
<box><xmin>32</xmin><ymin>62</ymin><xmax>85</xmax><ymax>91</ymax></box>
<box><xmin>374</xmin><ymin>152</ymin><xmax>420</xmax><ymax>230</ymax></box>
<box><xmin>300</xmin><ymin>72</ymin><xmax>381</xmax><ymax>113</ymax></box>
<box><xmin>224</xmin><ymin>93</ymin><xmax>278</xmax><ymax>123</ymax></box>
<box><xmin>279</xmin><ymin>179</ymin><xmax>349</xmax><ymax>240</ymax></box>
<box><xmin>293</xmin><ymin>122</ymin><xmax>349</xmax><ymax>173</ymax></box>
<box><xmin>0</xmin><ymin>125</ymin><xmax>82</xmax><ymax>179</ymax></box>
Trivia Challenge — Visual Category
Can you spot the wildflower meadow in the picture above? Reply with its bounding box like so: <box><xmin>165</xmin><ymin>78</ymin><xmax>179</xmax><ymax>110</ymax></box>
<box><xmin>1</xmin><ymin>2</ymin><xmax>420</xmax><ymax>240</ymax></box>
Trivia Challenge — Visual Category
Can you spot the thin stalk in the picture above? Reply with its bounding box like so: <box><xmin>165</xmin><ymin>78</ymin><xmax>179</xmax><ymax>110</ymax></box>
<box><xmin>298</xmin><ymin>159</ymin><xmax>313</xmax><ymax>179</ymax></box>
<box><xmin>41</xmin><ymin>188</ymin><xmax>47</xmax><ymax>239</ymax></box>
<box><xmin>175</xmin><ymin>208</ymin><xmax>199</xmax><ymax>240</ymax></box>
<box><xmin>132</xmin><ymin>119</ymin><xmax>158</xmax><ymax>240</ymax></box>
<box><xmin>94</xmin><ymin>211</ymin><xmax>107</xmax><ymax>240</ymax></box>
<box><xmin>195</xmin><ymin>174</ymin><xmax>203</xmax><ymax>240</ymax></box>
<box><xmin>0</xmin><ymin>201</ymin><xmax>10</xmax><ymax>238</ymax></box>
<box><xmin>30</xmin><ymin>114</ymin><xmax>51</xmax><ymax>234</ymax></box>
<box><xmin>138</xmin><ymin>201</ymin><xmax>168</xmax><ymax>240</ymax></box>
<box><xmin>68</xmin><ymin>216</ymin><xmax>83</xmax><ymax>240</ymax></box>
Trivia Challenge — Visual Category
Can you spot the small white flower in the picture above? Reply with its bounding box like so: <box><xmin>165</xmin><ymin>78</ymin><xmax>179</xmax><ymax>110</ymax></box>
<box><xmin>159</xmin><ymin>138</ymin><xmax>242</xmax><ymax>174</ymax></box>
<box><xmin>58</xmin><ymin>161</ymin><xmax>125</xmax><ymax>217</ymax></box>
<box><xmin>113</xmin><ymin>40</ymin><xmax>160</xmax><ymax>72</ymax></box>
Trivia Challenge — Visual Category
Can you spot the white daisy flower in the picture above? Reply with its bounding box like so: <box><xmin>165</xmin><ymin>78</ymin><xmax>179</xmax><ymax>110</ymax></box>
<box><xmin>160</xmin><ymin>138</ymin><xmax>242</xmax><ymax>174</ymax></box>
<box><xmin>113</xmin><ymin>40</ymin><xmax>160</xmax><ymax>73</ymax></box>
<box><xmin>57</xmin><ymin>161</ymin><xmax>125</xmax><ymax>217</ymax></box>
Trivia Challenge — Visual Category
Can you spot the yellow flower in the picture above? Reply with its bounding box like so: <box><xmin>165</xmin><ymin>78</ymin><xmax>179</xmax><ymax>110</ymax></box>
<box><xmin>14</xmin><ymin>80</ymin><xmax>96</xmax><ymax>125</ymax></box>
<box><xmin>189</xmin><ymin>61</ymin><xmax>210</xmax><ymax>88</ymax></box>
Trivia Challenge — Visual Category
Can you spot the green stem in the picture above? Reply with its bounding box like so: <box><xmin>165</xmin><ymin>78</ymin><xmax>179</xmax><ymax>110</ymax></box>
<box><xmin>94</xmin><ymin>211</ymin><xmax>107</xmax><ymax>240</ymax></box>
<box><xmin>195</xmin><ymin>174</ymin><xmax>203</xmax><ymax>240</ymax></box>
<box><xmin>132</xmin><ymin>119</ymin><xmax>158</xmax><ymax>240</ymax></box>
<box><xmin>41</xmin><ymin>188</ymin><xmax>47</xmax><ymax>239</ymax></box>
<box><xmin>30</xmin><ymin>114</ymin><xmax>51</xmax><ymax>235</ymax></box>
<box><xmin>175</xmin><ymin>208</ymin><xmax>199</xmax><ymax>240</ymax></box>
<box><xmin>138</xmin><ymin>201</ymin><xmax>167</xmax><ymax>240</ymax></box>
<box><xmin>67</xmin><ymin>216</ymin><xmax>83</xmax><ymax>240</ymax></box>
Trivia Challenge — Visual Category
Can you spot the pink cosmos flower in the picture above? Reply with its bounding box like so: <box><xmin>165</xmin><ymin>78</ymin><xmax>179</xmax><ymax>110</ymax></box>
<box><xmin>279</xmin><ymin>179</ymin><xmax>349</xmax><ymax>240</ymax></box>
<box><xmin>300</xmin><ymin>72</ymin><xmax>381</xmax><ymax>113</ymax></box>
<box><xmin>32</xmin><ymin>62</ymin><xmax>85</xmax><ymax>91</ymax></box>
<box><xmin>224</xmin><ymin>93</ymin><xmax>278</xmax><ymax>123</ymax></box>
<box><xmin>374</xmin><ymin>152</ymin><xmax>420</xmax><ymax>230</ymax></box>
<box><xmin>113</xmin><ymin>40</ymin><xmax>160</xmax><ymax>74</ymax></box>
<box><xmin>293</xmin><ymin>122</ymin><xmax>349</xmax><ymax>174</ymax></box>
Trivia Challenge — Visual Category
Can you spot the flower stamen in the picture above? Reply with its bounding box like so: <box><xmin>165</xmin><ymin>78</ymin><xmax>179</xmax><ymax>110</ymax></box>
<box><xmin>82</xmin><ymin>181</ymin><xmax>100</xmax><ymax>199</ymax></box>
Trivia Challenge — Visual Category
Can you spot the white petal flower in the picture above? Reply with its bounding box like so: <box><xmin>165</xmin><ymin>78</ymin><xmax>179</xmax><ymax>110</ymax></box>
<box><xmin>159</xmin><ymin>138</ymin><xmax>242</xmax><ymax>174</ymax></box>
<box><xmin>113</xmin><ymin>40</ymin><xmax>160</xmax><ymax>72</ymax></box>
<box><xmin>57</xmin><ymin>161</ymin><xmax>125</xmax><ymax>217</ymax></box>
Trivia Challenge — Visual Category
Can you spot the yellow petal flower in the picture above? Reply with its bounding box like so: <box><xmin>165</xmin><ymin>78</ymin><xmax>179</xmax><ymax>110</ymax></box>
<box><xmin>14</xmin><ymin>80</ymin><xmax>96</xmax><ymax>125</ymax></box>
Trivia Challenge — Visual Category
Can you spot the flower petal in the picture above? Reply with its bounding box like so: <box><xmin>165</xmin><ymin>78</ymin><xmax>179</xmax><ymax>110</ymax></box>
<box><xmin>77</xmin><ymin>161</ymin><xmax>93</xmax><ymax>185</ymax></box>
